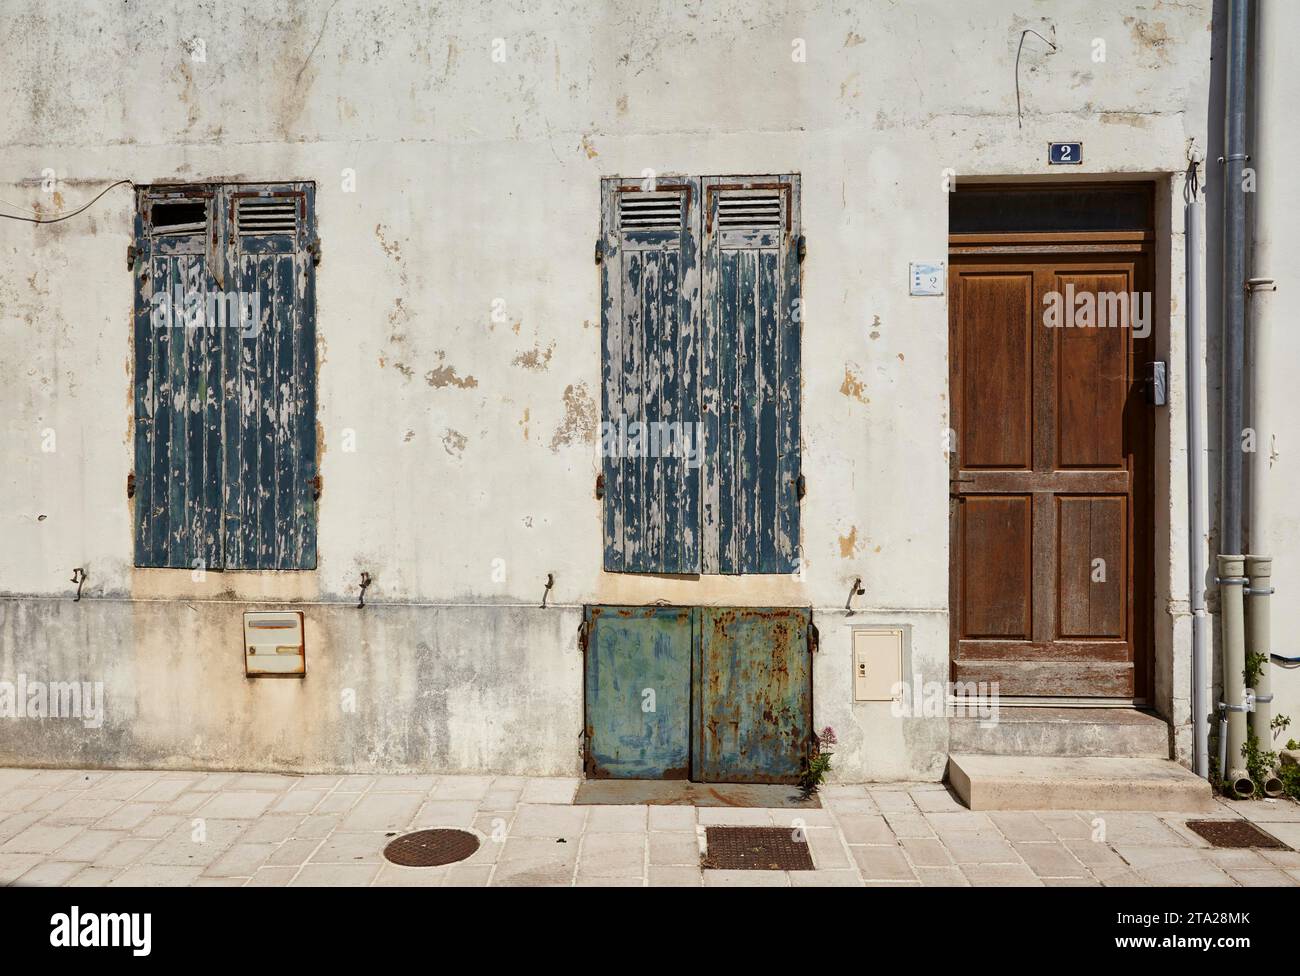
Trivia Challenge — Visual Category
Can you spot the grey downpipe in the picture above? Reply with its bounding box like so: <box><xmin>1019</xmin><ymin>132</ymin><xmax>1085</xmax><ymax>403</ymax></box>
<box><xmin>1217</xmin><ymin>0</ymin><xmax>1250</xmax><ymax>797</ymax></box>
<box><xmin>1185</xmin><ymin>188</ymin><xmax>1211</xmax><ymax>780</ymax></box>
<box><xmin>1245</xmin><ymin>556</ymin><xmax>1283</xmax><ymax>796</ymax></box>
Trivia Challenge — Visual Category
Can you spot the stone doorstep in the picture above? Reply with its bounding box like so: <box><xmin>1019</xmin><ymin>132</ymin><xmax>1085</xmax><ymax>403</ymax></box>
<box><xmin>948</xmin><ymin>707</ymin><xmax>1170</xmax><ymax>759</ymax></box>
<box><xmin>947</xmin><ymin>755</ymin><xmax>1219</xmax><ymax>813</ymax></box>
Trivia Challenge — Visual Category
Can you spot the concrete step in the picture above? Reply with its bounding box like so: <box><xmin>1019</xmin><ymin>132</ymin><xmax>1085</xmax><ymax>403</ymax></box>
<box><xmin>947</xmin><ymin>754</ymin><xmax>1218</xmax><ymax>812</ymax></box>
<box><xmin>948</xmin><ymin>707</ymin><xmax>1170</xmax><ymax>759</ymax></box>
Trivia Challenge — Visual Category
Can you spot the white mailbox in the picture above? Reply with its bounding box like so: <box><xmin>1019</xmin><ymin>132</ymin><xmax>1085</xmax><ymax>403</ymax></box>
<box><xmin>243</xmin><ymin>610</ymin><xmax>306</xmax><ymax>677</ymax></box>
<box><xmin>852</xmin><ymin>627</ymin><xmax>903</xmax><ymax>702</ymax></box>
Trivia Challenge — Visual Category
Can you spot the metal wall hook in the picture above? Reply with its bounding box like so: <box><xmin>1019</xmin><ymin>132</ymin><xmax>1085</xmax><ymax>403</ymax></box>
<box><xmin>357</xmin><ymin>572</ymin><xmax>372</xmax><ymax>609</ymax></box>
<box><xmin>541</xmin><ymin>573</ymin><xmax>555</xmax><ymax>609</ymax></box>
<box><xmin>845</xmin><ymin>577</ymin><xmax>865</xmax><ymax>615</ymax></box>
<box><xmin>70</xmin><ymin>567</ymin><xmax>87</xmax><ymax>602</ymax></box>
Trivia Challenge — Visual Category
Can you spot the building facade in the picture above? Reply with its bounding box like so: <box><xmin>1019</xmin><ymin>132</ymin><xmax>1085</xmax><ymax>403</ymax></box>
<box><xmin>2</xmin><ymin>0</ymin><xmax>1296</xmax><ymax>789</ymax></box>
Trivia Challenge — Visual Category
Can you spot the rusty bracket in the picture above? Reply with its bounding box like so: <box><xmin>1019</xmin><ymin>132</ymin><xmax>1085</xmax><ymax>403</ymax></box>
<box><xmin>595</xmin><ymin>473</ymin><xmax>604</xmax><ymax>499</ymax></box>
<box><xmin>808</xmin><ymin>619</ymin><xmax>820</xmax><ymax>654</ymax></box>
<box><xmin>796</xmin><ymin>474</ymin><xmax>806</xmax><ymax>500</ymax></box>
<box><xmin>577</xmin><ymin>618</ymin><xmax>589</xmax><ymax>654</ymax></box>
<box><xmin>594</xmin><ymin>239</ymin><xmax>603</xmax><ymax>265</ymax></box>
<box><xmin>357</xmin><ymin>571</ymin><xmax>372</xmax><ymax>609</ymax></box>
<box><xmin>309</xmin><ymin>475</ymin><xmax>322</xmax><ymax>500</ymax></box>
<box><xmin>845</xmin><ymin>577</ymin><xmax>865</xmax><ymax>615</ymax></box>
<box><xmin>797</xmin><ymin>234</ymin><xmax>806</xmax><ymax>264</ymax></box>
<box><xmin>541</xmin><ymin>572</ymin><xmax>555</xmax><ymax>609</ymax></box>
<box><xmin>308</xmin><ymin>238</ymin><xmax>322</xmax><ymax>267</ymax></box>
<box><xmin>70</xmin><ymin>567</ymin><xmax>87</xmax><ymax>602</ymax></box>
<box><xmin>126</xmin><ymin>472</ymin><xmax>136</xmax><ymax>498</ymax></box>
<box><xmin>126</xmin><ymin>243</ymin><xmax>138</xmax><ymax>271</ymax></box>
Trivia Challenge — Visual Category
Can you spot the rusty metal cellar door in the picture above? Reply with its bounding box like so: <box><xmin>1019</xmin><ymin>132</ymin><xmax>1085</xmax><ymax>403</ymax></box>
<box><xmin>582</xmin><ymin>605</ymin><xmax>813</xmax><ymax>784</ymax></box>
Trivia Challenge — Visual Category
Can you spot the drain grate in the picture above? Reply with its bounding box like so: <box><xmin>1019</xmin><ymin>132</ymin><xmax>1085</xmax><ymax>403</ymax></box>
<box><xmin>1185</xmin><ymin>820</ymin><xmax>1290</xmax><ymax>850</ymax></box>
<box><xmin>702</xmin><ymin>826</ymin><xmax>815</xmax><ymax>871</ymax></box>
<box><xmin>383</xmin><ymin>829</ymin><xmax>481</xmax><ymax>867</ymax></box>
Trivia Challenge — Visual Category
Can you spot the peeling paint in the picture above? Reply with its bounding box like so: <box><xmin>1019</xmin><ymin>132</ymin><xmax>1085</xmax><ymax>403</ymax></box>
<box><xmin>442</xmin><ymin>428</ymin><xmax>467</xmax><ymax>457</ymax></box>
<box><xmin>424</xmin><ymin>352</ymin><xmax>478</xmax><ymax>389</ymax></box>
<box><xmin>550</xmin><ymin>382</ymin><xmax>596</xmax><ymax>451</ymax></box>
<box><xmin>511</xmin><ymin>341</ymin><xmax>555</xmax><ymax>371</ymax></box>
<box><xmin>839</xmin><ymin>526</ymin><xmax>859</xmax><ymax>558</ymax></box>
<box><xmin>840</xmin><ymin>365</ymin><xmax>869</xmax><ymax>404</ymax></box>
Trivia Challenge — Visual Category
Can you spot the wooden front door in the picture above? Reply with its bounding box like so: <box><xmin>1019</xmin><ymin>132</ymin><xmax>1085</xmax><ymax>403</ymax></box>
<box><xmin>949</xmin><ymin>253</ymin><xmax>1153</xmax><ymax>698</ymax></box>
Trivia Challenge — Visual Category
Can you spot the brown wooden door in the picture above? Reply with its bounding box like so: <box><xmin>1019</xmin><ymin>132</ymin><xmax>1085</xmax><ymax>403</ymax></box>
<box><xmin>949</xmin><ymin>253</ymin><xmax>1153</xmax><ymax>699</ymax></box>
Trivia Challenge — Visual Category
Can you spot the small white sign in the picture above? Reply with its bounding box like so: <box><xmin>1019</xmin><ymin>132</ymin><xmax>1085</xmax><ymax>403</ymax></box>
<box><xmin>910</xmin><ymin>262</ymin><xmax>945</xmax><ymax>296</ymax></box>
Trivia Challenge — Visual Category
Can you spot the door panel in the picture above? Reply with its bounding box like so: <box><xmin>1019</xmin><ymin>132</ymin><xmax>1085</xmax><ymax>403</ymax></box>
<box><xmin>693</xmin><ymin>607</ymin><xmax>812</xmax><ymax>784</ymax></box>
<box><xmin>583</xmin><ymin>606</ymin><xmax>693</xmax><ymax>779</ymax></box>
<box><xmin>949</xmin><ymin>253</ymin><xmax>1152</xmax><ymax>698</ymax></box>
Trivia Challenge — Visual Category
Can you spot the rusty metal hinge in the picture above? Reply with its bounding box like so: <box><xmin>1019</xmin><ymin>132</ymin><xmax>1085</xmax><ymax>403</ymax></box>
<box><xmin>594</xmin><ymin>239</ymin><xmax>603</xmax><ymax>265</ymax></box>
<box><xmin>308</xmin><ymin>238</ymin><xmax>322</xmax><ymax>267</ymax></box>
<box><xmin>808</xmin><ymin>619</ymin><xmax>820</xmax><ymax>654</ymax></box>
<box><xmin>796</xmin><ymin>474</ymin><xmax>806</xmax><ymax>500</ymax></box>
<box><xmin>595</xmin><ymin>473</ymin><xmax>604</xmax><ymax>499</ymax></box>
<box><xmin>577</xmin><ymin>618</ymin><xmax>589</xmax><ymax>654</ymax></box>
<box><xmin>797</xmin><ymin>234</ymin><xmax>807</xmax><ymax>264</ymax></box>
<box><xmin>126</xmin><ymin>472</ymin><xmax>136</xmax><ymax>498</ymax></box>
<box><xmin>309</xmin><ymin>475</ymin><xmax>322</xmax><ymax>500</ymax></box>
<box><xmin>127</xmin><ymin>243</ymin><xmax>138</xmax><ymax>271</ymax></box>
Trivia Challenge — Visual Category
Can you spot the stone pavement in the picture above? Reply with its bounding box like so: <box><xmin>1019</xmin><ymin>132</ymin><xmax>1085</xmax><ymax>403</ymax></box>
<box><xmin>2</xmin><ymin>767</ymin><xmax>1299</xmax><ymax>887</ymax></box>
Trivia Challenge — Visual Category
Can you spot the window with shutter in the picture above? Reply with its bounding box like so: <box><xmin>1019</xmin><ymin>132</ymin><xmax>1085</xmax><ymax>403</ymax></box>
<box><xmin>132</xmin><ymin>183</ymin><xmax>318</xmax><ymax>570</ymax></box>
<box><xmin>599</xmin><ymin>175</ymin><xmax>801</xmax><ymax>575</ymax></box>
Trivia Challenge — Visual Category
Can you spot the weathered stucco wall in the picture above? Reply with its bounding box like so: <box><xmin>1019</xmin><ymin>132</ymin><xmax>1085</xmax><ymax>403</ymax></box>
<box><xmin>0</xmin><ymin>0</ymin><xmax>1216</xmax><ymax>777</ymax></box>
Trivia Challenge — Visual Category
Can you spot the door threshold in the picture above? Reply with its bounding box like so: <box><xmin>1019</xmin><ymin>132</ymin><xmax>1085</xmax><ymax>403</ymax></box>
<box><xmin>574</xmin><ymin>779</ymin><xmax>820</xmax><ymax>808</ymax></box>
<box><xmin>948</xmin><ymin>696</ymin><xmax>1149</xmax><ymax>709</ymax></box>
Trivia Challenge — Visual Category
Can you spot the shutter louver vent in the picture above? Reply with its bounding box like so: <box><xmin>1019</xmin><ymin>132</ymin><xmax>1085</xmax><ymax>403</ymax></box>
<box><xmin>237</xmin><ymin>196</ymin><xmax>299</xmax><ymax>237</ymax></box>
<box><xmin>717</xmin><ymin>193</ymin><xmax>782</xmax><ymax>229</ymax></box>
<box><xmin>619</xmin><ymin>192</ymin><xmax>683</xmax><ymax>231</ymax></box>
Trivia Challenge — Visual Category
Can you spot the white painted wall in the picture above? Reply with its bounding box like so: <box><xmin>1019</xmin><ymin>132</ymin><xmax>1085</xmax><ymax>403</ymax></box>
<box><xmin>0</xmin><ymin>1</ymin><xmax>1217</xmax><ymax>777</ymax></box>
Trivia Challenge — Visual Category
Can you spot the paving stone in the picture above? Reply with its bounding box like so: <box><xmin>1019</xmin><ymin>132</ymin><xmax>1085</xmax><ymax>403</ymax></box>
<box><xmin>373</xmin><ymin>864</ymin><xmax>448</xmax><ymax>886</ymax></box>
<box><xmin>1226</xmin><ymin>868</ymin><xmax>1296</xmax><ymax>886</ymax></box>
<box><xmin>577</xmin><ymin>832</ymin><xmax>645</xmax><ymax>878</ymax></box>
<box><xmin>109</xmin><ymin>865</ymin><xmax>204</xmax><ymax>886</ymax></box>
<box><xmin>1044</xmin><ymin>876</ymin><xmax>1101</xmax><ymax>886</ymax></box>
<box><xmin>246</xmin><ymin>866</ymin><xmax>298</xmax><ymax>887</ymax></box>
<box><xmin>941</xmin><ymin>830</ymin><xmax>1019</xmax><ymax>864</ymax></box>
<box><xmin>478</xmin><ymin>790</ymin><xmax>521</xmax><ymax>812</ymax></box>
<box><xmin>164</xmin><ymin>793</ymin><xmax>209</xmax><ymax>815</ymax></box>
<box><xmin>805</xmin><ymin>829</ymin><xmax>851</xmax><ymax>869</ymax></box>
<box><xmin>339</xmin><ymin>793</ymin><xmax>422</xmax><ymax>832</ymax></box>
<box><xmin>518</xmin><ymin>777</ymin><xmax>579</xmax><ymax>804</ymax></box>
<box><xmin>649</xmin><ymin>831</ymin><xmax>700</xmax><ymax>865</ymax></box>
<box><xmin>231</xmin><ymin>773</ymin><xmax>300</xmax><ymax>792</ymax></box>
<box><xmin>835</xmin><ymin>814</ymin><xmax>895</xmax><ymax>845</ymax></box>
<box><xmin>0</xmin><ymin>812</ymin><xmax>44</xmax><ymax>844</ymax></box>
<box><xmin>372</xmin><ymin>775</ymin><xmax>437</xmax><ymax>793</ymax></box>
<box><xmin>989</xmin><ymin>812</ymin><xmax>1057</xmax><ymax>842</ymax></box>
<box><xmin>1135</xmin><ymin>857</ymin><xmax>1236</xmax><ymax>886</ymax></box>
<box><xmin>925</xmin><ymin>811</ymin><xmax>994</xmax><ymax>835</ymax></box>
<box><xmin>241</xmin><ymin>815</ymin><xmax>305</xmax><ymax>844</ymax></box>
<box><xmin>270</xmin><ymin>791</ymin><xmax>326</xmax><ymax>814</ymax></box>
<box><xmin>850</xmin><ymin>844</ymin><xmax>915</xmax><ymax>881</ymax></box>
<box><xmin>55</xmin><ymin>830</ymin><xmax>122</xmax><ymax>862</ymax></box>
<box><xmin>960</xmin><ymin>863</ymin><xmax>1043</xmax><ymax>886</ymax></box>
<box><xmin>315</xmin><ymin>793</ymin><xmax>360</xmax><ymax>814</ymax></box>
<box><xmin>443</xmin><ymin>863</ymin><xmax>493</xmax><ymax>886</ymax></box>
<box><xmin>696</xmin><ymin>807</ymin><xmax>771</xmax><ymax>826</ymax></box>
<box><xmin>0</xmin><ymin>852</ymin><xmax>43</xmax><ymax>884</ymax></box>
<box><xmin>14</xmin><ymin>860</ymin><xmax>84</xmax><ymax>886</ymax></box>
<box><xmin>770</xmin><ymin>808</ymin><xmax>835</xmax><ymax>829</ymax></box>
<box><xmin>648</xmin><ymin>805</ymin><xmax>696</xmax><ymax>830</ymax></box>
<box><xmin>492</xmin><ymin>856</ymin><xmax>576</xmax><ymax>887</ymax></box>
<box><xmin>265</xmin><ymin>838</ymin><xmax>320</xmax><ymax>866</ymax></box>
<box><xmin>915</xmin><ymin>866</ymin><xmax>970</xmax><ymax>886</ymax></box>
<box><xmin>133</xmin><ymin>816</ymin><xmax>184</xmax><ymax>839</ymax></box>
<box><xmin>95</xmin><ymin>803</ymin><xmax>157</xmax><ymax>830</ymax></box>
<box><xmin>43</xmin><ymin>797</ymin><xmax>125</xmax><ymax>826</ymax></box>
<box><xmin>1037</xmin><ymin>812</ymin><xmax>1098</xmax><ymax>841</ymax></box>
<box><xmin>648</xmin><ymin>864</ymin><xmax>703</xmax><ymax>886</ymax></box>
<box><xmin>510</xmin><ymin>803</ymin><xmax>587</xmax><ymax>838</ymax></box>
<box><xmin>198</xmin><ymin>792</ymin><xmax>276</xmax><ymax>819</ymax></box>
<box><xmin>412</xmin><ymin>800</ymin><xmax>478</xmax><ymax>829</ymax></box>
<box><xmin>911</xmin><ymin>789</ymin><xmax>966</xmax><ymax>813</ymax></box>
<box><xmin>310</xmin><ymin>832</ymin><xmax>386</xmax><ymax>864</ymax></box>
<box><xmin>293</xmin><ymin>814</ymin><xmax>342</xmax><ymax>839</ymax></box>
<box><xmin>335</xmin><ymin>775</ymin><xmax>376</xmax><ymax>792</ymax></box>
<box><xmin>204</xmin><ymin>843</ymin><xmax>276</xmax><ymax>877</ymax></box>
<box><xmin>66</xmin><ymin>866</ymin><xmax>119</xmax><ymax>887</ymax></box>
<box><xmin>883</xmin><ymin>812</ymin><xmax>937</xmax><ymax>839</ymax></box>
<box><xmin>823</xmin><ymin>796</ymin><xmax>879</xmax><ymax>814</ymax></box>
<box><xmin>790</xmin><ymin>869</ymin><xmax>863</xmax><ymax>886</ymax></box>
<box><xmin>1013</xmin><ymin>842</ymin><xmax>1089</xmax><ymax>878</ymax></box>
<box><xmin>290</xmin><ymin>863</ymin><xmax>380</xmax><ymax>886</ymax></box>
<box><xmin>703</xmin><ymin>869</ymin><xmax>790</xmax><ymax>886</ymax></box>
<box><xmin>431</xmin><ymin>776</ymin><xmax>495</xmax><ymax>800</ymax></box>
<box><xmin>901</xmin><ymin>837</ymin><xmax>954</xmax><ymax>867</ymax></box>
<box><xmin>1</xmin><ymin>824</ymin><xmax>84</xmax><ymax>855</ymax></box>
<box><xmin>1087</xmin><ymin>812</ymin><xmax>1189</xmax><ymax>847</ymax></box>
<box><xmin>585</xmin><ymin>805</ymin><xmax>648</xmax><ymax>833</ymax></box>
<box><xmin>92</xmin><ymin>837</ymin><xmax>155</xmax><ymax>867</ymax></box>
<box><xmin>134</xmin><ymin>779</ymin><xmax>195</xmax><ymax>803</ymax></box>
<box><xmin>140</xmin><ymin>820</ymin><xmax>247</xmax><ymax>866</ymax></box>
<box><xmin>868</xmin><ymin>790</ymin><xmax>918</xmax><ymax>813</ymax></box>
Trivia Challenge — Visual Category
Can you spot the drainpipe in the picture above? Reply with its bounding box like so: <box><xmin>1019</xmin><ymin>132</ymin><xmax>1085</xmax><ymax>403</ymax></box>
<box><xmin>1216</xmin><ymin>0</ymin><xmax>1250</xmax><ymax>796</ymax></box>
<box><xmin>1184</xmin><ymin>178</ymin><xmax>1210</xmax><ymax>780</ymax></box>
<box><xmin>1245</xmin><ymin>556</ymin><xmax>1283</xmax><ymax>795</ymax></box>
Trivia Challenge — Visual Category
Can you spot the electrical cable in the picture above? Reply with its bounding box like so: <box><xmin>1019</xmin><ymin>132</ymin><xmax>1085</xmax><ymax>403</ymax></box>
<box><xmin>0</xmin><ymin>179</ymin><xmax>132</xmax><ymax>224</ymax></box>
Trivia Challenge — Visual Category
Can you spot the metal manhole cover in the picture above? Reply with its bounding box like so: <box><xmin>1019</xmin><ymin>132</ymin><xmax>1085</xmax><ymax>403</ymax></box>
<box><xmin>702</xmin><ymin>826</ymin><xmax>814</xmax><ymax>871</ymax></box>
<box><xmin>383</xmin><ymin>829</ymin><xmax>481</xmax><ymax>866</ymax></box>
<box><xmin>1185</xmin><ymin>820</ymin><xmax>1290</xmax><ymax>850</ymax></box>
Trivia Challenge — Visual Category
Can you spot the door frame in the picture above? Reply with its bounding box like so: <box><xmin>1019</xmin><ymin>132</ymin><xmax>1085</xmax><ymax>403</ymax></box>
<box><xmin>946</xmin><ymin>182</ymin><xmax>1157</xmax><ymax>703</ymax></box>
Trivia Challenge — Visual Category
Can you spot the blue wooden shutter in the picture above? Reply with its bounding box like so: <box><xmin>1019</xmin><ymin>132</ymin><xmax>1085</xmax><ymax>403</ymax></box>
<box><xmin>222</xmin><ymin>184</ymin><xmax>318</xmax><ymax>569</ymax></box>
<box><xmin>701</xmin><ymin>176</ymin><xmax>802</xmax><ymax>574</ymax></box>
<box><xmin>132</xmin><ymin>191</ymin><xmax>224</xmax><ymax>569</ymax></box>
<box><xmin>600</xmin><ymin>178</ymin><xmax>702</xmax><ymax>573</ymax></box>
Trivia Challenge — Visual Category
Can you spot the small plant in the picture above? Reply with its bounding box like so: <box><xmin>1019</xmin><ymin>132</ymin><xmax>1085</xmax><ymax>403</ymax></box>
<box><xmin>1287</xmin><ymin>738</ymin><xmax>1300</xmax><ymax>751</ymax></box>
<box><xmin>1244</xmin><ymin>651</ymin><xmax>1267</xmax><ymax>688</ymax></box>
<box><xmin>1242</xmin><ymin>729</ymin><xmax>1278</xmax><ymax>798</ymax></box>
<box><xmin>1271</xmin><ymin>713</ymin><xmax>1291</xmax><ymax>740</ymax></box>
<box><xmin>1280</xmin><ymin>763</ymin><xmax>1300</xmax><ymax>802</ymax></box>
<box><xmin>798</xmin><ymin>726</ymin><xmax>837</xmax><ymax>798</ymax></box>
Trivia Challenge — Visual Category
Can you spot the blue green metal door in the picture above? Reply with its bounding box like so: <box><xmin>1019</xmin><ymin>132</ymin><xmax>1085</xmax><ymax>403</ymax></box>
<box><xmin>583</xmin><ymin>606</ymin><xmax>693</xmax><ymax>779</ymax></box>
<box><xmin>584</xmin><ymin>605</ymin><xmax>812</xmax><ymax>783</ymax></box>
